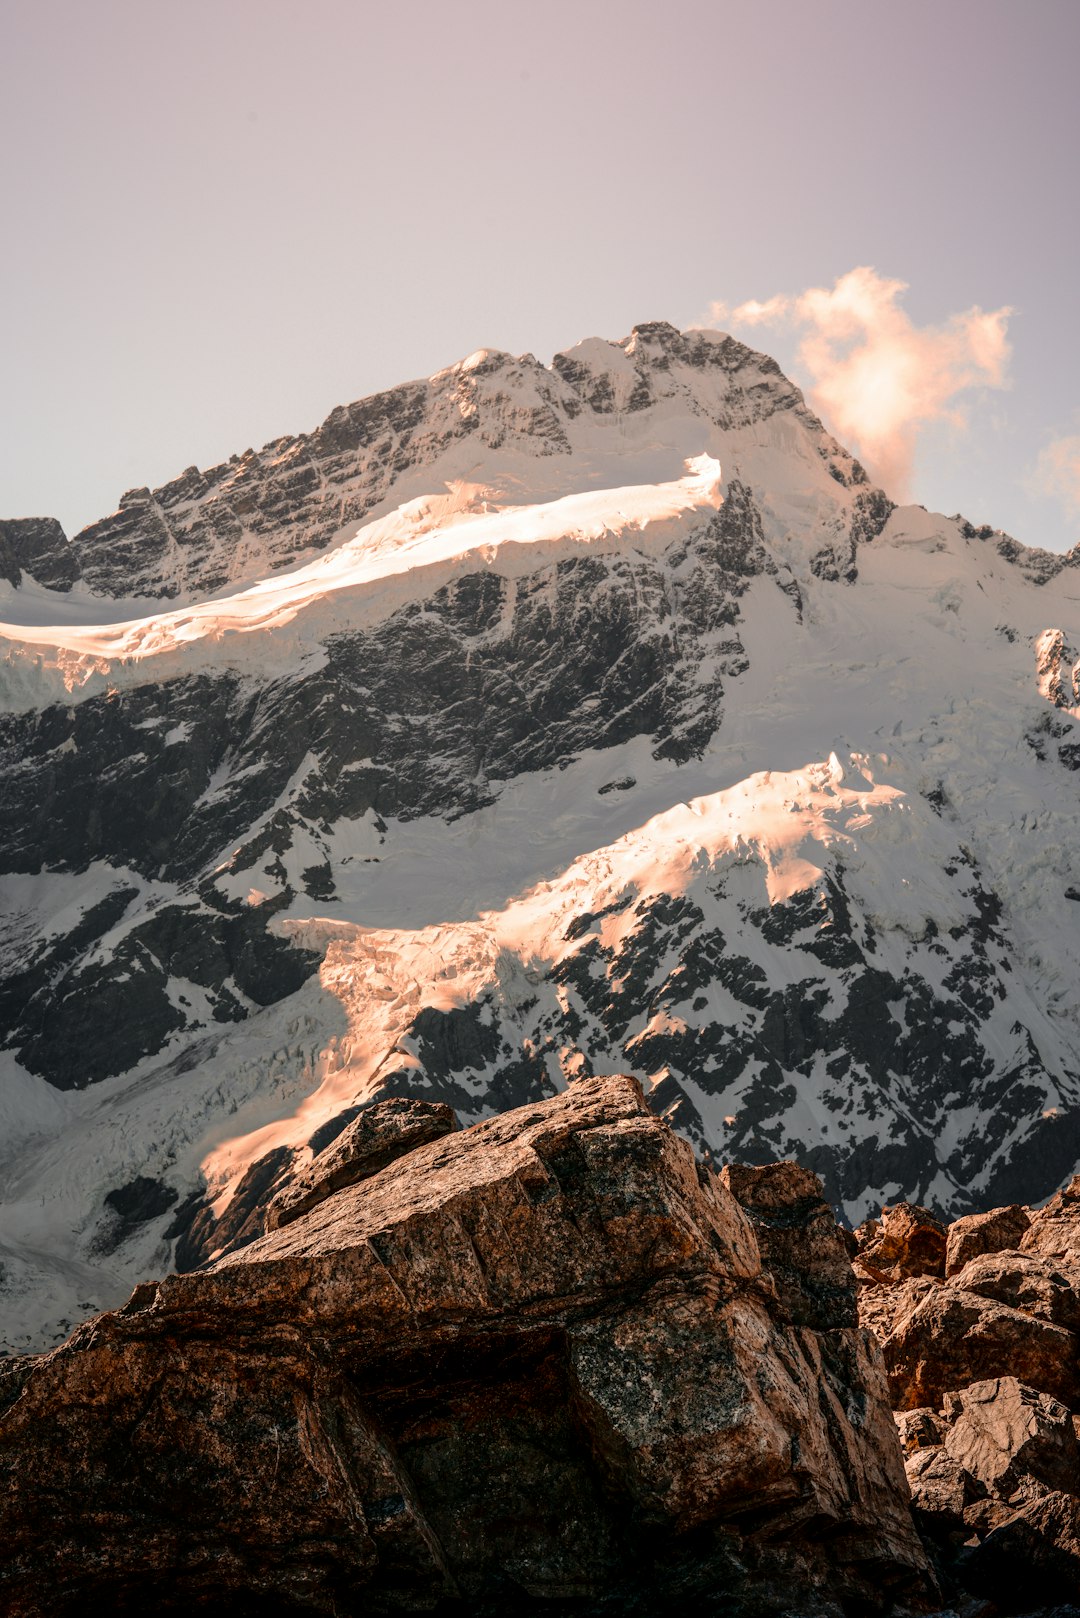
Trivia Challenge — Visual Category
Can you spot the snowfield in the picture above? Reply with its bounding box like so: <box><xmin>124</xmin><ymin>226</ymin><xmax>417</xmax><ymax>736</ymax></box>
<box><xmin>2</xmin><ymin>321</ymin><xmax>1080</xmax><ymax>1352</ymax></box>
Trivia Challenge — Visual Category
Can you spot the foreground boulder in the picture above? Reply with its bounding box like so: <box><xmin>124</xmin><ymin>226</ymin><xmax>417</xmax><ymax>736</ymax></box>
<box><xmin>0</xmin><ymin>1076</ymin><xmax>929</xmax><ymax>1616</ymax></box>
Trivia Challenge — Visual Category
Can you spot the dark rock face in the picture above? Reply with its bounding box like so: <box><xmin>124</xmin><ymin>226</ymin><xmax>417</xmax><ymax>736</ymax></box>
<box><xmin>359</xmin><ymin>847</ymin><xmax>1080</xmax><ymax>1222</ymax></box>
<box><xmin>0</xmin><ymin>517</ymin><xmax>80</xmax><ymax>590</ymax></box>
<box><xmin>0</xmin><ymin>1076</ymin><xmax>929</xmax><ymax>1616</ymax></box>
<box><xmin>0</xmin><ymin>496</ymin><xmax>766</xmax><ymax>1092</ymax></box>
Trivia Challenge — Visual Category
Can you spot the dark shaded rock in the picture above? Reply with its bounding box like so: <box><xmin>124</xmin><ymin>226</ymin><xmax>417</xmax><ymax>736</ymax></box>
<box><xmin>266</xmin><ymin>1096</ymin><xmax>458</xmax><ymax>1230</ymax></box>
<box><xmin>98</xmin><ymin>1177</ymin><xmax>179</xmax><ymax>1254</ymax></box>
<box><xmin>173</xmin><ymin>1146</ymin><xmax>294</xmax><ymax>1272</ymax></box>
<box><xmin>946</xmin><ymin>1203</ymin><xmax>1032</xmax><ymax>1277</ymax></box>
<box><xmin>962</xmin><ymin>1489</ymin><xmax>1080</xmax><ymax>1607</ymax></box>
<box><xmin>0</xmin><ymin>1076</ymin><xmax>929</xmax><ymax>1616</ymax></box>
<box><xmin>905</xmin><ymin>1444</ymin><xmax>978</xmax><ymax>1535</ymax></box>
<box><xmin>720</xmin><ymin>1159</ymin><xmax>857</xmax><ymax>1328</ymax></box>
<box><xmin>0</xmin><ymin>517</ymin><xmax>80</xmax><ymax>590</ymax></box>
<box><xmin>860</xmin><ymin>1201</ymin><xmax>947</xmax><ymax>1280</ymax></box>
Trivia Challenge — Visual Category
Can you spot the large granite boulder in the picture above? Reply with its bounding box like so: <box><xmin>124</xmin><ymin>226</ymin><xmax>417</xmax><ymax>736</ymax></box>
<box><xmin>0</xmin><ymin>1075</ymin><xmax>929</xmax><ymax>1616</ymax></box>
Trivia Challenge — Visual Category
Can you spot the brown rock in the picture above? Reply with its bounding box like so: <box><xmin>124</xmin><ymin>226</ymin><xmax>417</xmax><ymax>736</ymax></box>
<box><xmin>945</xmin><ymin>1204</ymin><xmax>1031</xmax><ymax>1277</ymax></box>
<box><xmin>860</xmin><ymin>1201</ymin><xmax>947</xmax><ymax>1280</ymax></box>
<box><xmin>858</xmin><ymin>1273</ymin><xmax>940</xmax><ymax>1343</ymax></box>
<box><xmin>1022</xmin><ymin>1173</ymin><xmax>1080</xmax><ymax>1264</ymax></box>
<box><xmin>0</xmin><ymin>1076</ymin><xmax>930</xmax><ymax>1616</ymax></box>
<box><xmin>951</xmin><ymin>1248</ymin><xmax>1080</xmax><ymax>1333</ymax></box>
<box><xmin>880</xmin><ymin>1284</ymin><xmax>1080</xmax><ymax>1411</ymax></box>
<box><xmin>720</xmin><ymin>1159</ymin><xmax>857</xmax><ymax>1327</ymax></box>
<box><xmin>961</xmin><ymin>1494</ymin><xmax>1023</xmax><ymax>1539</ymax></box>
<box><xmin>962</xmin><ymin>1489</ymin><xmax>1080</xmax><ymax>1605</ymax></box>
<box><xmin>265</xmin><ymin>1095</ymin><xmax>458</xmax><ymax>1230</ymax></box>
<box><xmin>894</xmin><ymin>1406</ymin><xmax>943</xmax><ymax>1453</ymax></box>
<box><xmin>942</xmin><ymin>1377</ymin><xmax>1080</xmax><ymax>1498</ymax></box>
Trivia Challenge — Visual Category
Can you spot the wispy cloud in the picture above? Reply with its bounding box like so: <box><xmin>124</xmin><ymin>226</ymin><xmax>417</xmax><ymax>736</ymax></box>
<box><xmin>1032</xmin><ymin>433</ymin><xmax>1080</xmax><ymax>520</ymax></box>
<box><xmin>708</xmin><ymin>267</ymin><xmax>1013</xmax><ymax>498</ymax></box>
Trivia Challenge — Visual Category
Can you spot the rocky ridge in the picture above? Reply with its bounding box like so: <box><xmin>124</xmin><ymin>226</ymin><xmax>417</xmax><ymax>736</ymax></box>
<box><xmin>6</xmin><ymin>325</ymin><xmax>879</xmax><ymax>601</ymax></box>
<box><xmin>0</xmin><ymin>1077</ymin><xmax>930</xmax><ymax>1617</ymax></box>
<box><xmin>7</xmin><ymin>1075</ymin><xmax>1080</xmax><ymax>1613</ymax></box>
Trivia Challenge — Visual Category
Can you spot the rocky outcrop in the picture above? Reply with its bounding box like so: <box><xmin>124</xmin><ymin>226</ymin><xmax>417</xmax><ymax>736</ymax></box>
<box><xmin>857</xmin><ymin>1182</ymin><xmax>1080</xmax><ymax>1606</ymax></box>
<box><xmin>0</xmin><ymin>1076</ymin><xmax>929</xmax><ymax>1616</ymax></box>
<box><xmin>0</xmin><ymin>516</ymin><xmax>80</xmax><ymax>591</ymax></box>
<box><xmin>945</xmin><ymin>1204</ymin><xmax>1031</xmax><ymax>1277</ymax></box>
<box><xmin>855</xmin><ymin>1202</ymin><xmax>947</xmax><ymax>1282</ymax></box>
<box><xmin>265</xmin><ymin>1095</ymin><xmax>457</xmax><ymax>1230</ymax></box>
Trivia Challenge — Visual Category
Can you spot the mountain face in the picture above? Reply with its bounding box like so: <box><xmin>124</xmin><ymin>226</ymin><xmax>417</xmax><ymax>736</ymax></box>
<box><xmin>2</xmin><ymin>320</ymin><xmax>1080</xmax><ymax>1353</ymax></box>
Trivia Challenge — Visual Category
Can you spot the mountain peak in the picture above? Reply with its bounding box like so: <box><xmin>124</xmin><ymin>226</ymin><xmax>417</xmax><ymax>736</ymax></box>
<box><xmin>1</xmin><ymin>323</ymin><xmax>868</xmax><ymax>604</ymax></box>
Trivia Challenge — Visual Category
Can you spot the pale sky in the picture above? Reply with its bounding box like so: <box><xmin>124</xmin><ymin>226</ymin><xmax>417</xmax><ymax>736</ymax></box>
<box><xmin>2</xmin><ymin>0</ymin><xmax>1079</xmax><ymax>551</ymax></box>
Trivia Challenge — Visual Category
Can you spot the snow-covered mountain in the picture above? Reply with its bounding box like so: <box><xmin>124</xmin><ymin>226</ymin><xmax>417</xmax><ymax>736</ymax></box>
<box><xmin>3</xmin><ymin>320</ymin><xmax>1080</xmax><ymax>1353</ymax></box>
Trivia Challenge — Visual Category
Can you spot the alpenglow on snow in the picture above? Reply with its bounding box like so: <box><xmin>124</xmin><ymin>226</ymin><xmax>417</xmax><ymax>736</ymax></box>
<box><xmin>2</xmin><ymin>320</ymin><xmax>1080</xmax><ymax>1352</ymax></box>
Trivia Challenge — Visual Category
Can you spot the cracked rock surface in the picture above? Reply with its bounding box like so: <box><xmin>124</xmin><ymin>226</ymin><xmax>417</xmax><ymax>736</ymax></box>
<box><xmin>0</xmin><ymin>1076</ymin><xmax>928</xmax><ymax>1617</ymax></box>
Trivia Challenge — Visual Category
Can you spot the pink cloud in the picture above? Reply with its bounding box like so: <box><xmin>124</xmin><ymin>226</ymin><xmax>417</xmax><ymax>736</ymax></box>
<box><xmin>708</xmin><ymin>267</ymin><xmax>1012</xmax><ymax>498</ymax></box>
<box><xmin>1033</xmin><ymin>433</ymin><xmax>1080</xmax><ymax>518</ymax></box>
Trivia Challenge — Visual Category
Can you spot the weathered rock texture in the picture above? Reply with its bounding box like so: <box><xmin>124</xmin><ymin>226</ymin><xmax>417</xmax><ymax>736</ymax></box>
<box><xmin>0</xmin><ymin>1077</ymin><xmax>929</xmax><ymax>1616</ymax></box>
<box><xmin>857</xmin><ymin>1181</ymin><xmax>1080</xmax><ymax>1607</ymax></box>
<box><xmin>266</xmin><ymin>1095</ymin><xmax>458</xmax><ymax>1230</ymax></box>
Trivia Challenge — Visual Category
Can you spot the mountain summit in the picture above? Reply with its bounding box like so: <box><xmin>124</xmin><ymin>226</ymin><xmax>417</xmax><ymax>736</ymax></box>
<box><xmin>2</xmin><ymin>322</ymin><xmax>1079</xmax><ymax>1352</ymax></box>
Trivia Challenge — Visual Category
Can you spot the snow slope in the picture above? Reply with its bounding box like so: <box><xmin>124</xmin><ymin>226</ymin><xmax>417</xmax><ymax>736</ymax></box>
<box><xmin>2</xmin><ymin>321</ymin><xmax>1080</xmax><ymax>1352</ymax></box>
